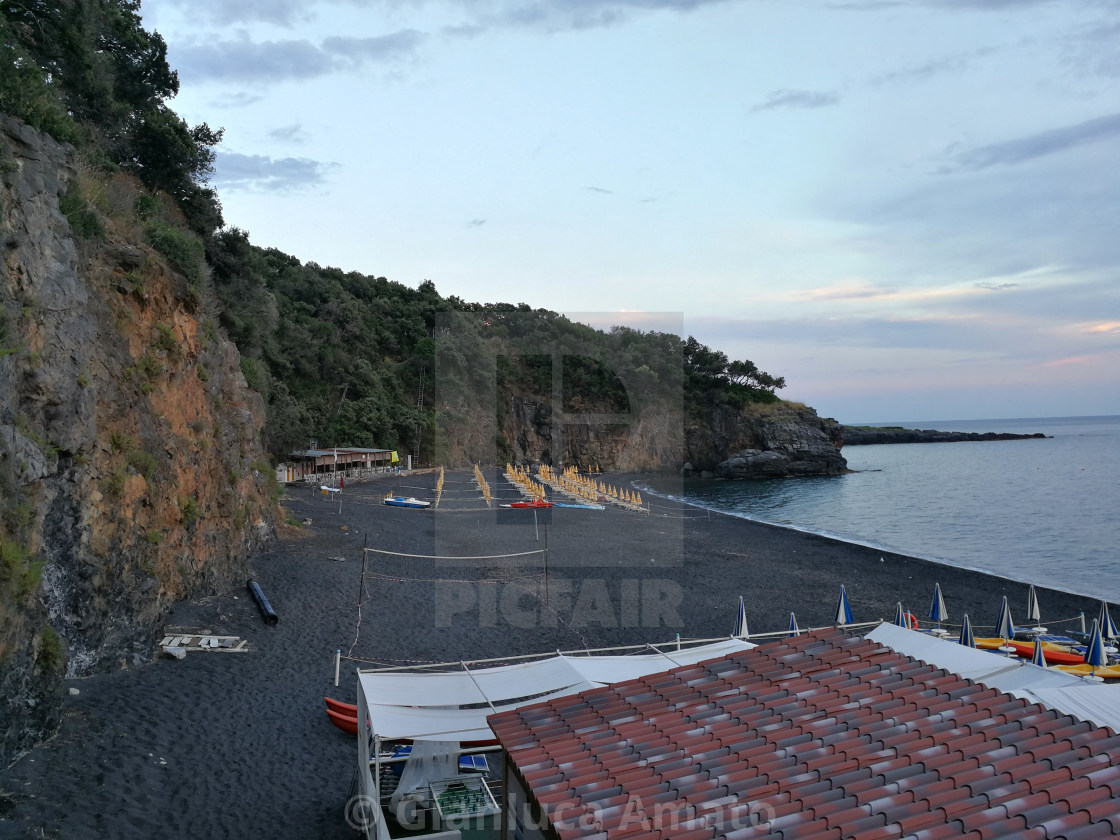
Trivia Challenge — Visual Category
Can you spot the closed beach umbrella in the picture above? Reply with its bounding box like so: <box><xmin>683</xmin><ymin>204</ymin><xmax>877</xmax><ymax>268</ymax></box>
<box><xmin>894</xmin><ymin>602</ymin><xmax>908</xmax><ymax>628</ymax></box>
<box><xmin>1098</xmin><ymin>601</ymin><xmax>1119</xmax><ymax>643</ymax></box>
<box><xmin>835</xmin><ymin>585</ymin><xmax>854</xmax><ymax>627</ymax></box>
<box><xmin>1027</xmin><ymin>584</ymin><xmax>1041</xmax><ymax>623</ymax></box>
<box><xmin>958</xmin><ymin>613</ymin><xmax>976</xmax><ymax>648</ymax></box>
<box><xmin>929</xmin><ymin>583</ymin><xmax>948</xmax><ymax>630</ymax></box>
<box><xmin>1030</xmin><ymin>637</ymin><xmax>1048</xmax><ymax>668</ymax></box>
<box><xmin>733</xmin><ymin>595</ymin><xmax>749</xmax><ymax>639</ymax></box>
<box><xmin>1084</xmin><ymin>618</ymin><xmax>1107</xmax><ymax>677</ymax></box>
<box><xmin>788</xmin><ymin>612</ymin><xmax>800</xmax><ymax>637</ymax></box>
<box><xmin>994</xmin><ymin>596</ymin><xmax>1015</xmax><ymax>651</ymax></box>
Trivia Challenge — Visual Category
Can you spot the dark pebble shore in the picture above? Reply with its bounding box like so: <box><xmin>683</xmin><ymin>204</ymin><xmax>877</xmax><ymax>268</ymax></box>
<box><xmin>0</xmin><ymin>469</ymin><xmax>1109</xmax><ymax>839</ymax></box>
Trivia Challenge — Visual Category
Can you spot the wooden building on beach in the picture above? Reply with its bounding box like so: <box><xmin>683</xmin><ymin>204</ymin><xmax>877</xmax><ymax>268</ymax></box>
<box><xmin>277</xmin><ymin>447</ymin><xmax>397</xmax><ymax>482</ymax></box>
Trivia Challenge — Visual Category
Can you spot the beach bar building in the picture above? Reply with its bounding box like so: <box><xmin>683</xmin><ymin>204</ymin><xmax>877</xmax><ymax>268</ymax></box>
<box><xmin>351</xmin><ymin>640</ymin><xmax>755</xmax><ymax>840</ymax></box>
<box><xmin>486</xmin><ymin>628</ymin><xmax>1120</xmax><ymax>840</ymax></box>
<box><xmin>278</xmin><ymin>447</ymin><xmax>396</xmax><ymax>482</ymax></box>
<box><xmin>349</xmin><ymin>627</ymin><xmax>1120</xmax><ymax>840</ymax></box>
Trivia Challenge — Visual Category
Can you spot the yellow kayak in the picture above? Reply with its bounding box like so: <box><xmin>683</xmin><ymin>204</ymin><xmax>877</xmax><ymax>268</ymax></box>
<box><xmin>1054</xmin><ymin>664</ymin><xmax>1120</xmax><ymax>679</ymax></box>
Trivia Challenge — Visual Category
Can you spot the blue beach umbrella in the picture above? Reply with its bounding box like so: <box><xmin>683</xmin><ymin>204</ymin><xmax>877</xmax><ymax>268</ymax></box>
<box><xmin>835</xmin><ymin>585</ymin><xmax>854</xmax><ymax>627</ymax></box>
<box><xmin>788</xmin><ymin>612</ymin><xmax>801</xmax><ymax>637</ymax></box>
<box><xmin>958</xmin><ymin>614</ymin><xmax>976</xmax><ymax>648</ymax></box>
<box><xmin>929</xmin><ymin>583</ymin><xmax>948</xmax><ymax>630</ymax></box>
<box><xmin>733</xmin><ymin>595</ymin><xmax>749</xmax><ymax>639</ymax></box>
<box><xmin>894</xmin><ymin>602</ymin><xmax>908</xmax><ymax>629</ymax></box>
<box><xmin>1098</xmin><ymin>601</ymin><xmax>1119</xmax><ymax>644</ymax></box>
<box><xmin>994</xmin><ymin>596</ymin><xmax>1015</xmax><ymax>652</ymax></box>
<box><xmin>1030</xmin><ymin>637</ymin><xmax>1048</xmax><ymax>668</ymax></box>
<box><xmin>1085</xmin><ymin>619</ymin><xmax>1107</xmax><ymax>678</ymax></box>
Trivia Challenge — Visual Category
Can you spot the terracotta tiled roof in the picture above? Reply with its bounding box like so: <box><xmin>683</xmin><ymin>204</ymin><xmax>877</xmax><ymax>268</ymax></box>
<box><xmin>488</xmin><ymin>628</ymin><xmax>1120</xmax><ymax>840</ymax></box>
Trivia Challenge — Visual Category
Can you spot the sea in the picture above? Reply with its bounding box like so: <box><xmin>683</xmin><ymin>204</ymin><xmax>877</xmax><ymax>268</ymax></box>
<box><xmin>652</xmin><ymin>415</ymin><xmax>1120</xmax><ymax>604</ymax></box>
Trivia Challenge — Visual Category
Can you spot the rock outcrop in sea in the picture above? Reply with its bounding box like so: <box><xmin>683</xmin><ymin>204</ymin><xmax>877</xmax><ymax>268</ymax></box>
<box><xmin>841</xmin><ymin>426</ymin><xmax>1048</xmax><ymax>445</ymax></box>
<box><xmin>0</xmin><ymin>117</ymin><xmax>277</xmax><ymax>765</ymax></box>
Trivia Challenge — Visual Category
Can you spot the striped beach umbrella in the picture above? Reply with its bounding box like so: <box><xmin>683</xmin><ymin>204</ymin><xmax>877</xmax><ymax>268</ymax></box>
<box><xmin>894</xmin><ymin>602</ymin><xmax>908</xmax><ymax>629</ymax></box>
<box><xmin>1085</xmin><ymin>619</ymin><xmax>1107</xmax><ymax>678</ymax></box>
<box><xmin>958</xmin><ymin>614</ymin><xmax>976</xmax><ymax>648</ymax></box>
<box><xmin>994</xmin><ymin>596</ymin><xmax>1015</xmax><ymax>652</ymax></box>
<box><xmin>1098</xmin><ymin>601</ymin><xmax>1119</xmax><ymax>643</ymax></box>
<box><xmin>835</xmin><ymin>585</ymin><xmax>854</xmax><ymax>627</ymax></box>
<box><xmin>733</xmin><ymin>595</ymin><xmax>749</xmax><ymax>639</ymax></box>
<box><xmin>1030</xmin><ymin>637</ymin><xmax>1048</xmax><ymax>668</ymax></box>
<box><xmin>929</xmin><ymin>583</ymin><xmax>948</xmax><ymax>630</ymax></box>
<box><xmin>788</xmin><ymin>612</ymin><xmax>800</xmax><ymax>637</ymax></box>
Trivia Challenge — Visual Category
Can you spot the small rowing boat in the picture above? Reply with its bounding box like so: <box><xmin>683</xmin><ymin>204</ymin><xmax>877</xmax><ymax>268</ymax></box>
<box><xmin>383</xmin><ymin>495</ymin><xmax>430</xmax><ymax>508</ymax></box>
<box><xmin>508</xmin><ymin>499</ymin><xmax>553</xmax><ymax>508</ymax></box>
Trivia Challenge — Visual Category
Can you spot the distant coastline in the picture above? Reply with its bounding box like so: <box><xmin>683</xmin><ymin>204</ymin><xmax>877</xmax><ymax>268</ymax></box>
<box><xmin>841</xmin><ymin>426</ymin><xmax>1049</xmax><ymax>445</ymax></box>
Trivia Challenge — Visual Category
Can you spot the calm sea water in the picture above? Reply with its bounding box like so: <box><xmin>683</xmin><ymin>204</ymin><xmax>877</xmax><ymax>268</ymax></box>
<box><xmin>662</xmin><ymin>415</ymin><xmax>1120</xmax><ymax>603</ymax></box>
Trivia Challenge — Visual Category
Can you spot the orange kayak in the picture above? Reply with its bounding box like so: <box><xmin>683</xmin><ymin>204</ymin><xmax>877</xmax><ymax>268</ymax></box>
<box><xmin>973</xmin><ymin>637</ymin><xmax>1087</xmax><ymax>665</ymax></box>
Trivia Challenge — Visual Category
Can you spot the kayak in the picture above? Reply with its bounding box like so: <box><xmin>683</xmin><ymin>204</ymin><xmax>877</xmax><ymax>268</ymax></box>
<box><xmin>974</xmin><ymin>637</ymin><xmax>1090</xmax><ymax>665</ymax></box>
<box><xmin>326</xmin><ymin>707</ymin><xmax>358</xmax><ymax>735</ymax></box>
<box><xmin>325</xmin><ymin>696</ymin><xmax>357</xmax><ymax>716</ymax></box>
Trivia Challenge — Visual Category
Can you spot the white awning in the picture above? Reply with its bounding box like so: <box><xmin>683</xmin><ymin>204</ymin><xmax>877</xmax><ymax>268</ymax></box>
<box><xmin>356</xmin><ymin>638</ymin><xmax>755</xmax><ymax>742</ymax></box>
<box><xmin>867</xmin><ymin>621</ymin><xmax>1120</xmax><ymax>732</ymax></box>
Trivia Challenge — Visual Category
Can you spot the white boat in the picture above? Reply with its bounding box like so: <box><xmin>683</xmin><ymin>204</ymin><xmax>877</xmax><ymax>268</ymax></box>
<box><xmin>383</xmin><ymin>495</ymin><xmax>430</xmax><ymax>509</ymax></box>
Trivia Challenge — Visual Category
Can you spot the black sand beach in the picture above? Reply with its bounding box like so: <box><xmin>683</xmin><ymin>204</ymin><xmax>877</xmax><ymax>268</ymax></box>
<box><xmin>0</xmin><ymin>469</ymin><xmax>1109</xmax><ymax>839</ymax></box>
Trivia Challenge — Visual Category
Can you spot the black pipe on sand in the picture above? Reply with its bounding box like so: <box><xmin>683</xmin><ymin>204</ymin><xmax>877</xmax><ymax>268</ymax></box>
<box><xmin>247</xmin><ymin>578</ymin><xmax>279</xmax><ymax>625</ymax></box>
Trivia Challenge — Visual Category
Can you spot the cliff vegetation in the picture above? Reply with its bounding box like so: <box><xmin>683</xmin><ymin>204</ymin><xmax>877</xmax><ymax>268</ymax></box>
<box><xmin>0</xmin><ymin>0</ymin><xmax>844</xmax><ymax>766</ymax></box>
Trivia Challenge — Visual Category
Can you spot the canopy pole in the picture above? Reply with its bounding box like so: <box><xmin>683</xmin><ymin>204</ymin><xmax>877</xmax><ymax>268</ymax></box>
<box><xmin>334</xmin><ymin>649</ymin><xmax>341</xmax><ymax>687</ymax></box>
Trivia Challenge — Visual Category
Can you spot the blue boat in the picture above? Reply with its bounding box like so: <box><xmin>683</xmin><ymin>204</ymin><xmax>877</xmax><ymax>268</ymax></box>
<box><xmin>383</xmin><ymin>495</ymin><xmax>430</xmax><ymax>509</ymax></box>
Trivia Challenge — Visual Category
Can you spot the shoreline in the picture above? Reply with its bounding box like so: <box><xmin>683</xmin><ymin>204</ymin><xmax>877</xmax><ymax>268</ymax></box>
<box><xmin>633</xmin><ymin>475</ymin><xmax>1110</xmax><ymax>607</ymax></box>
<box><xmin>0</xmin><ymin>470</ymin><xmax>1110</xmax><ymax>839</ymax></box>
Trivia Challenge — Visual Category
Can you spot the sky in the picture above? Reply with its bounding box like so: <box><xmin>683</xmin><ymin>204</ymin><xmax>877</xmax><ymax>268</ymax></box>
<box><xmin>139</xmin><ymin>0</ymin><xmax>1120</xmax><ymax>424</ymax></box>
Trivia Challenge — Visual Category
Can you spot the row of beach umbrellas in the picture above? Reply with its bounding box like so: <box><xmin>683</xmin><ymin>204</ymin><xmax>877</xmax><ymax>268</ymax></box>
<box><xmin>734</xmin><ymin>584</ymin><xmax>1120</xmax><ymax>676</ymax></box>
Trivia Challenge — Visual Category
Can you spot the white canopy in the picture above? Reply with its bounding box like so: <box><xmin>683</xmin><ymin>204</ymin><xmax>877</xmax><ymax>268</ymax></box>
<box><xmin>867</xmin><ymin>621</ymin><xmax>1120</xmax><ymax>732</ymax></box>
<box><xmin>356</xmin><ymin>638</ymin><xmax>755</xmax><ymax>742</ymax></box>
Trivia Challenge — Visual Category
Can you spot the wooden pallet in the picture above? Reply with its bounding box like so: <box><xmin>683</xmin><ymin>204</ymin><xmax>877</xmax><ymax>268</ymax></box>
<box><xmin>160</xmin><ymin>633</ymin><xmax>248</xmax><ymax>653</ymax></box>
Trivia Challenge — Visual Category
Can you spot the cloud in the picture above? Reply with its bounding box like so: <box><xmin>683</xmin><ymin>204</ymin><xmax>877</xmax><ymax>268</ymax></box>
<box><xmin>156</xmin><ymin>0</ymin><xmax>735</xmax><ymax>32</ymax></box>
<box><xmin>467</xmin><ymin>219</ymin><xmax>487</xmax><ymax>227</ymax></box>
<box><xmin>585</xmin><ymin>186</ymin><xmax>614</xmax><ymax>194</ymax></box>
<box><xmin>868</xmin><ymin>45</ymin><xmax>1000</xmax><ymax>86</ymax></box>
<box><xmin>209</xmin><ymin>91</ymin><xmax>266</xmax><ymax>109</ymax></box>
<box><xmin>950</xmin><ymin>112</ymin><xmax>1120</xmax><ymax>171</ymax></box>
<box><xmin>751</xmin><ymin>89</ymin><xmax>841</xmax><ymax>112</ymax></box>
<box><xmin>151</xmin><ymin>0</ymin><xmax>321</xmax><ymax>26</ymax></box>
<box><xmin>1083</xmin><ymin>321</ymin><xmax>1120</xmax><ymax>335</ymax></box>
<box><xmin>268</xmin><ymin>124</ymin><xmax>307</xmax><ymax>143</ymax></box>
<box><xmin>213</xmin><ymin>152</ymin><xmax>337</xmax><ymax>191</ymax></box>
<box><xmin>171</xmin><ymin>30</ymin><xmax>425</xmax><ymax>83</ymax></box>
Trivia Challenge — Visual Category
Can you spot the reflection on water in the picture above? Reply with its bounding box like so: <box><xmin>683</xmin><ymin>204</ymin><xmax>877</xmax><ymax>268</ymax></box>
<box><xmin>649</xmin><ymin>416</ymin><xmax>1120</xmax><ymax>602</ymax></box>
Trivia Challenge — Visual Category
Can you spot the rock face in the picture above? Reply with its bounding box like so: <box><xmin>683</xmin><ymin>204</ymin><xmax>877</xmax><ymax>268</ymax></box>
<box><xmin>706</xmin><ymin>406</ymin><xmax>848</xmax><ymax>480</ymax></box>
<box><xmin>841</xmin><ymin>426</ymin><xmax>1048</xmax><ymax>445</ymax></box>
<box><xmin>492</xmin><ymin>392</ymin><xmax>847</xmax><ymax>480</ymax></box>
<box><xmin>0</xmin><ymin>117</ymin><xmax>277</xmax><ymax>765</ymax></box>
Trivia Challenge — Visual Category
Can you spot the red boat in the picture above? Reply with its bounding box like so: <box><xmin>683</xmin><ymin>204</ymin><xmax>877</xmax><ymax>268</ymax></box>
<box><xmin>324</xmin><ymin>696</ymin><xmax>358</xmax><ymax>716</ymax></box>
<box><xmin>326</xmin><ymin>707</ymin><xmax>358</xmax><ymax>735</ymax></box>
<box><xmin>509</xmin><ymin>499</ymin><xmax>553</xmax><ymax>508</ymax></box>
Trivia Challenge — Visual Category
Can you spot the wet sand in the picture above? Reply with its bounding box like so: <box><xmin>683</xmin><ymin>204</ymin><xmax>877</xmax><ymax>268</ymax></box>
<box><xmin>0</xmin><ymin>469</ymin><xmax>1108</xmax><ymax>839</ymax></box>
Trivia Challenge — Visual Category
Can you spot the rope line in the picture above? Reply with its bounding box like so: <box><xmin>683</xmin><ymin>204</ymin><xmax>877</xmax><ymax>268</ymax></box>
<box><xmin>364</xmin><ymin>548</ymin><xmax>546</xmax><ymax>561</ymax></box>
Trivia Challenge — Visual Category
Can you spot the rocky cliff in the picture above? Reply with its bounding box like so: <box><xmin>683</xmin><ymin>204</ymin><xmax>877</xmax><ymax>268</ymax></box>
<box><xmin>0</xmin><ymin>117</ymin><xmax>276</xmax><ymax>766</ymax></box>
<box><xmin>492</xmin><ymin>394</ymin><xmax>846</xmax><ymax>479</ymax></box>
<box><xmin>689</xmin><ymin>403</ymin><xmax>847</xmax><ymax>479</ymax></box>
